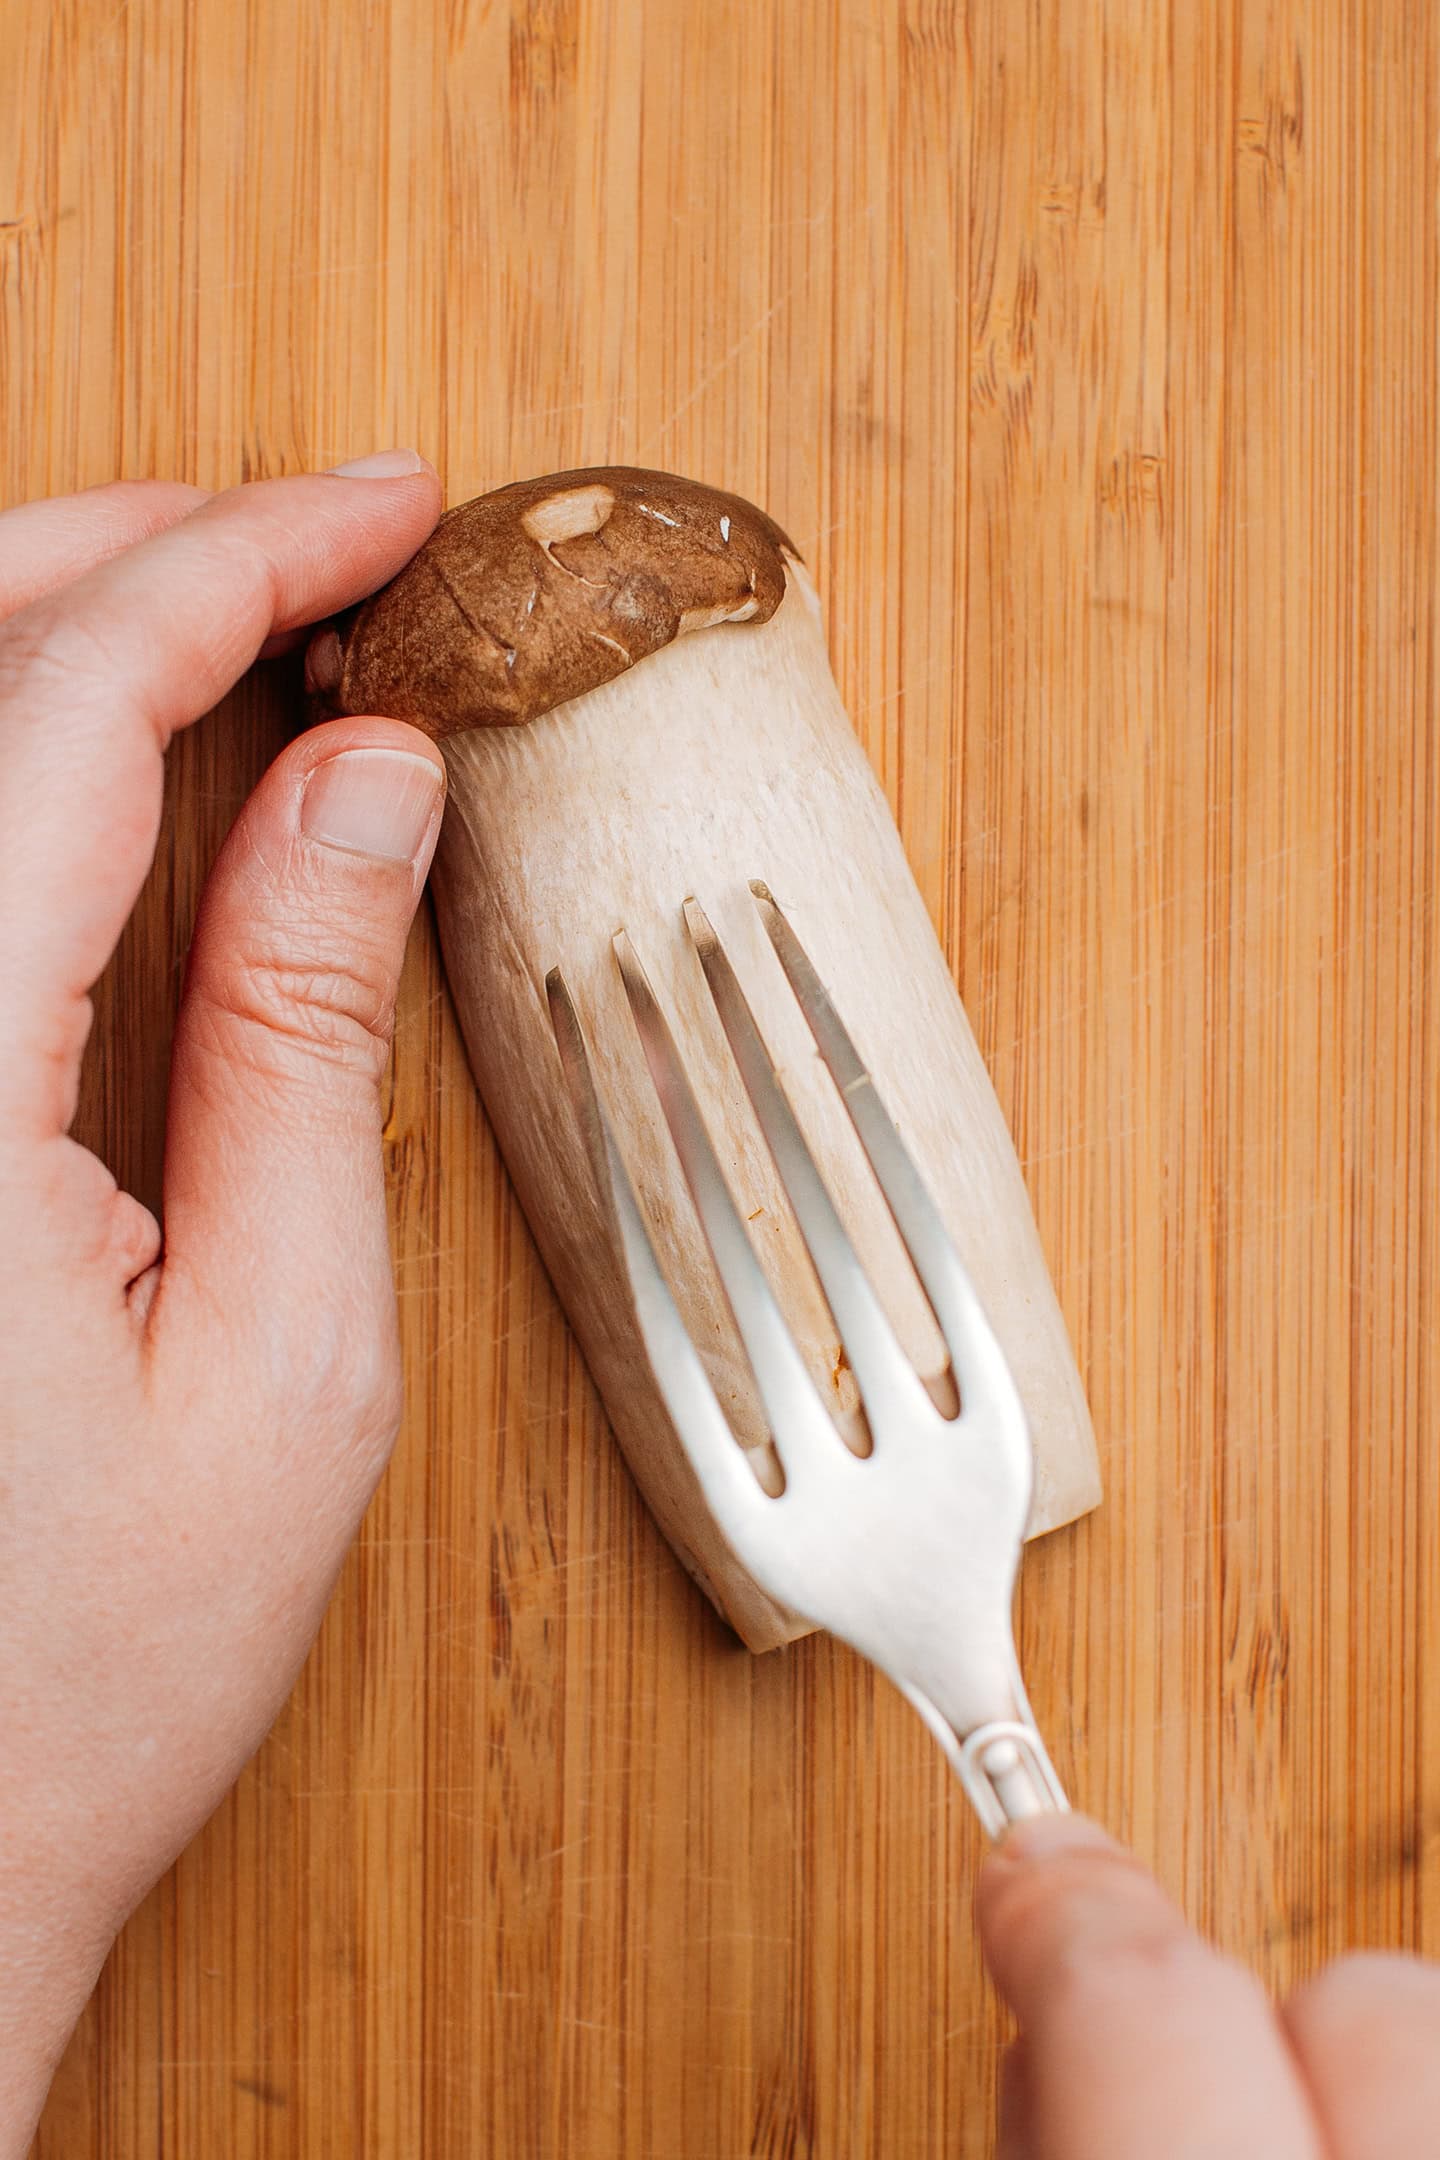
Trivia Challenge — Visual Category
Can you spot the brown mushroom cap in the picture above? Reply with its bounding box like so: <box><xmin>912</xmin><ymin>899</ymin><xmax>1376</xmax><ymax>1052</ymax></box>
<box><xmin>309</xmin><ymin>466</ymin><xmax>800</xmax><ymax>738</ymax></box>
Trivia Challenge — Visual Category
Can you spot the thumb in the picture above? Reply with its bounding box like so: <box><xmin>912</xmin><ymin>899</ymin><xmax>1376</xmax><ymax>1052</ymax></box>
<box><xmin>157</xmin><ymin>718</ymin><xmax>445</xmax><ymax>1441</ymax></box>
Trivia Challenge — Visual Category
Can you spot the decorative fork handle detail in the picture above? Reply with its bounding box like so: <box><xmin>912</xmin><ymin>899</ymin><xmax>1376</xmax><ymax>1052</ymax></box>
<box><xmin>900</xmin><ymin>1687</ymin><xmax>1070</xmax><ymax>1839</ymax></box>
<box><xmin>958</xmin><ymin>1724</ymin><xmax>1070</xmax><ymax>1838</ymax></box>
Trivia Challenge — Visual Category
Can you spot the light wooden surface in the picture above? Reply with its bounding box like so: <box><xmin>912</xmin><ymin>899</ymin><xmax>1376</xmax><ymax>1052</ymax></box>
<box><xmin>4</xmin><ymin>0</ymin><xmax>1437</xmax><ymax>2152</ymax></box>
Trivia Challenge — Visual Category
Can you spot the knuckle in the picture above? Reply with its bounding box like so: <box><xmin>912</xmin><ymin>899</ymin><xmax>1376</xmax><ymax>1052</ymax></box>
<box><xmin>201</xmin><ymin>943</ymin><xmax>398</xmax><ymax>1083</ymax></box>
<box><xmin>281</xmin><ymin>1306</ymin><xmax>405</xmax><ymax>1467</ymax></box>
<box><xmin>0</xmin><ymin>601</ymin><xmax>125</xmax><ymax>703</ymax></box>
<box><xmin>1048</xmin><ymin>1913</ymin><xmax>1203</xmax><ymax>2007</ymax></box>
<box><xmin>308</xmin><ymin>1345</ymin><xmax>403</xmax><ymax>1443</ymax></box>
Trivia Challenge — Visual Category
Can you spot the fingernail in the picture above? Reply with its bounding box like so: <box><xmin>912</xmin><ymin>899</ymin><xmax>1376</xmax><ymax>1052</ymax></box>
<box><xmin>990</xmin><ymin>1813</ymin><xmax>1125</xmax><ymax>1867</ymax></box>
<box><xmin>301</xmin><ymin>748</ymin><xmax>444</xmax><ymax>863</ymax></box>
<box><xmin>325</xmin><ymin>447</ymin><xmax>427</xmax><ymax>479</ymax></box>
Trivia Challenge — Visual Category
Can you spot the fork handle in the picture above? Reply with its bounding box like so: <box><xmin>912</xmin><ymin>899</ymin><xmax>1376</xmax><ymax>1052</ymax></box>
<box><xmin>956</xmin><ymin>1721</ymin><xmax>1070</xmax><ymax>1840</ymax></box>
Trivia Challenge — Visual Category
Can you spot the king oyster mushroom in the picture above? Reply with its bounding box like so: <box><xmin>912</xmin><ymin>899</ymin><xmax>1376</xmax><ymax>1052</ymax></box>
<box><xmin>309</xmin><ymin>467</ymin><xmax>1100</xmax><ymax>1652</ymax></box>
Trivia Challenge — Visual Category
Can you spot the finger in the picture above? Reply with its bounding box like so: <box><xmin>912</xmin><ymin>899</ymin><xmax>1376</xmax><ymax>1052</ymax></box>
<box><xmin>977</xmin><ymin>1816</ymin><xmax>1325</xmax><ymax>2160</ymax></box>
<box><xmin>1284</xmin><ymin>1951</ymin><xmax>1440</xmax><ymax>2158</ymax></box>
<box><xmin>0</xmin><ymin>455</ymin><xmax>441</xmax><ymax>1137</ymax></box>
<box><xmin>155</xmin><ymin>717</ymin><xmax>444</xmax><ymax>1484</ymax></box>
<box><xmin>0</xmin><ymin>480</ymin><xmax>210</xmax><ymax>624</ymax></box>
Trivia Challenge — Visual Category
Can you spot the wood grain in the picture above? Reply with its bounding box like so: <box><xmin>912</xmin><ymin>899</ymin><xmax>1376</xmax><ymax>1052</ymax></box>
<box><xmin>3</xmin><ymin>0</ymin><xmax>1436</xmax><ymax>2151</ymax></box>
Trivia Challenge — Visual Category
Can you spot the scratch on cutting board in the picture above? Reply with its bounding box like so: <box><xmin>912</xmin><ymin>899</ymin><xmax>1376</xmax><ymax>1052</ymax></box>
<box><xmin>640</xmin><ymin>280</ymin><xmax>810</xmax><ymax>455</ymax></box>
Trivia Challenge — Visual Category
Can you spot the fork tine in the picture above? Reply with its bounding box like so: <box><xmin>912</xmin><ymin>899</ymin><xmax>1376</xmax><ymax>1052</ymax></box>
<box><xmin>612</xmin><ymin>931</ymin><xmax>841</xmax><ymax>1484</ymax></box>
<box><xmin>546</xmin><ymin>969</ymin><xmax>768</xmax><ymax>1538</ymax></box>
<box><xmin>683</xmin><ymin>897</ymin><xmax>933</xmax><ymax>1436</ymax></box>
<box><xmin>750</xmin><ymin>882</ymin><xmax>1025</xmax><ymax>1429</ymax></box>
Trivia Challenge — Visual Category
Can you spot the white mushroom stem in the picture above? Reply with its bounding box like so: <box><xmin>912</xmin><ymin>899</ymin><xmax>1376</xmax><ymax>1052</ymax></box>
<box><xmin>433</xmin><ymin>562</ymin><xmax>1100</xmax><ymax>1652</ymax></box>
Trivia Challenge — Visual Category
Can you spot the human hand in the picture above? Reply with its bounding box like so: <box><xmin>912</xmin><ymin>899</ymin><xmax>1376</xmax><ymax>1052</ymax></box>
<box><xmin>0</xmin><ymin>455</ymin><xmax>447</xmax><ymax>2149</ymax></box>
<box><xmin>978</xmin><ymin>1813</ymin><xmax>1440</xmax><ymax>2157</ymax></box>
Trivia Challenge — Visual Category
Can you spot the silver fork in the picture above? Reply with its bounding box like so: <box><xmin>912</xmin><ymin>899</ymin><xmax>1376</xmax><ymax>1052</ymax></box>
<box><xmin>547</xmin><ymin>880</ymin><xmax>1070</xmax><ymax>1838</ymax></box>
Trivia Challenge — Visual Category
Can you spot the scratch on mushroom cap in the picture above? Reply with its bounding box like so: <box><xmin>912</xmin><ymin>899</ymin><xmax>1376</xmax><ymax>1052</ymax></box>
<box><xmin>312</xmin><ymin>467</ymin><xmax>800</xmax><ymax>738</ymax></box>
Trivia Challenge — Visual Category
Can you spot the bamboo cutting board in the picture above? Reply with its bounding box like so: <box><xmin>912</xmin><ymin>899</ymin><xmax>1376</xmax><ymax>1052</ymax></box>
<box><xmin>4</xmin><ymin>2</ymin><xmax>1437</xmax><ymax>2153</ymax></box>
